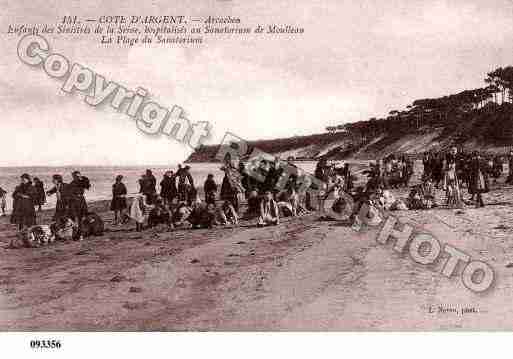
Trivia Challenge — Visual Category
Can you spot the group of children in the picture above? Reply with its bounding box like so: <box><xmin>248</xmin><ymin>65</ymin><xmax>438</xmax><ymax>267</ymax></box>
<box><xmin>357</xmin><ymin>147</ymin><xmax>506</xmax><ymax>212</ymax></box>
<box><xmin>4</xmin><ymin>171</ymin><xmax>104</xmax><ymax>248</ymax></box>
<box><xmin>113</xmin><ymin>156</ymin><xmax>325</xmax><ymax>232</ymax></box>
<box><xmin>312</xmin><ymin>147</ymin><xmax>512</xmax><ymax>230</ymax></box>
<box><xmin>362</xmin><ymin>155</ymin><xmax>414</xmax><ymax>190</ymax></box>
<box><xmin>121</xmin><ymin>166</ymin><xmax>290</xmax><ymax>232</ymax></box>
<box><xmin>420</xmin><ymin>147</ymin><xmax>508</xmax><ymax>208</ymax></box>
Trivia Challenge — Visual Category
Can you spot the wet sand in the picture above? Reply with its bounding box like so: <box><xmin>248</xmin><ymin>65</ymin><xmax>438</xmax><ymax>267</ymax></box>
<box><xmin>2</xmin><ymin>177</ymin><xmax>513</xmax><ymax>330</ymax></box>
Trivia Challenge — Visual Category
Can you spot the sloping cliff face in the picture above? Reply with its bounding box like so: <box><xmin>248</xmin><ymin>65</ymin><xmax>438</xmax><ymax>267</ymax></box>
<box><xmin>185</xmin><ymin>131</ymin><xmax>355</xmax><ymax>162</ymax></box>
<box><xmin>186</xmin><ymin>104</ymin><xmax>513</xmax><ymax>162</ymax></box>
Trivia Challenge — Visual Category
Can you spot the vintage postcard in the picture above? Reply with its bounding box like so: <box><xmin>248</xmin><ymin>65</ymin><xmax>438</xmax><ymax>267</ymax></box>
<box><xmin>1</xmin><ymin>0</ymin><xmax>513</xmax><ymax>351</ymax></box>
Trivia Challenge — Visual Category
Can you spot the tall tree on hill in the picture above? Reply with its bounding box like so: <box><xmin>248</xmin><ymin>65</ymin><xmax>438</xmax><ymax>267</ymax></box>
<box><xmin>485</xmin><ymin>67</ymin><xmax>513</xmax><ymax>104</ymax></box>
<box><xmin>503</xmin><ymin>67</ymin><xmax>513</xmax><ymax>103</ymax></box>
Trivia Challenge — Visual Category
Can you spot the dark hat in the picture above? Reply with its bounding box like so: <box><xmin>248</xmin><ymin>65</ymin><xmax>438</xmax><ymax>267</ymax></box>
<box><xmin>20</xmin><ymin>173</ymin><xmax>30</xmax><ymax>181</ymax></box>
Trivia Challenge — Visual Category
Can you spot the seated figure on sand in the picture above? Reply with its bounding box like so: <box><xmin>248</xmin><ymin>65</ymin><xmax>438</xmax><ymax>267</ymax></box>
<box><xmin>258</xmin><ymin>190</ymin><xmax>280</xmax><ymax>227</ymax></box>
<box><xmin>20</xmin><ymin>224</ymin><xmax>55</xmax><ymax>247</ymax></box>
<box><xmin>217</xmin><ymin>200</ymin><xmax>239</xmax><ymax>226</ymax></box>
<box><xmin>276</xmin><ymin>174</ymin><xmax>306</xmax><ymax>217</ymax></box>
<box><xmin>172</xmin><ymin>202</ymin><xmax>193</xmax><ymax>229</ymax></box>
<box><xmin>188</xmin><ymin>202</ymin><xmax>217</xmax><ymax>229</ymax></box>
<box><xmin>148</xmin><ymin>197</ymin><xmax>173</xmax><ymax>229</ymax></box>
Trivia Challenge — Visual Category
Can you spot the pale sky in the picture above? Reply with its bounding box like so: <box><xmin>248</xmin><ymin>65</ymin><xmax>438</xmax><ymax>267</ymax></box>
<box><xmin>1</xmin><ymin>0</ymin><xmax>513</xmax><ymax>166</ymax></box>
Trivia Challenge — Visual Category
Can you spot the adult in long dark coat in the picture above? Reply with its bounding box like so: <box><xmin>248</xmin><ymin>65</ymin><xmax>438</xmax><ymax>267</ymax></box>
<box><xmin>203</xmin><ymin>174</ymin><xmax>218</xmax><ymax>205</ymax></box>
<box><xmin>468</xmin><ymin>152</ymin><xmax>489</xmax><ymax>207</ymax></box>
<box><xmin>139</xmin><ymin>169</ymin><xmax>157</xmax><ymax>196</ymax></box>
<box><xmin>492</xmin><ymin>155</ymin><xmax>503</xmax><ymax>182</ymax></box>
<box><xmin>160</xmin><ymin>171</ymin><xmax>177</xmax><ymax>207</ymax></box>
<box><xmin>111</xmin><ymin>175</ymin><xmax>128</xmax><ymax>225</ymax></box>
<box><xmin>68</xmin><ymin>171</ymin><xmax>91</xmax><ymax>226</ymax></box>
<box><xmin>46</xmin><ymin>174</ymin><xmax>71</xmax><ymax>221</ymax></box>
<box><xmin>10</xmin><ymin>174</ymin><xmax>37</xmax><ymax>231</ymax></box>
<box><xmin>430</xmin><ymin>153</ymin><xmax>443</xmax><ymax>188</ymax></box>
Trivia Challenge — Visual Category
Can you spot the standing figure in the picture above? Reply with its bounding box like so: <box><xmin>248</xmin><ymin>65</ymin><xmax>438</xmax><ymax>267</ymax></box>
<box><xmin>110</xmin><ymin>175</ymin><xmax>128</xmax><ymax>225</ymax></box>
<box><xmin>342</xmin><ymin>163</ymin><xmax>353</xmax><ymax>192</ymax></box>
<box><xmin>160</xmin><ymin>171</ymin><xmax>177</xmax><ymax>207</ymax></box>
<box><xmin>430</xmin><ymin>153</ymin><xmax>442</xmax><ymax>188</ymax></box>
<box><xmin>240</xmin><ymin>161</ymin><xmax>257</xmax><ymax>199</ymax></box>
<box><xmin>220</xmin><ymin>155</ymin><xmax>244</xmax><ymax>213</ymax></box>
<box><xmin>32</xmin><ymin>177</ymin><xmax>46</xmax><ymax>212</ymax></box>
<box><xmin>177</xmin><ymin>165</ymin><xmax>195</xmax><ymax>204</ymax></box>
<box><xmin>139</xmin><ymin>169</ymin><xmax>157</xmax><ymax>197</ymax></box>
<box><xmin>506</xmin><ymin>150</ymin><xmax>513</xmax><ymax>184</ymax></box>
<box><xmin>469</xmin><ymin>152</ymin><xmax>489</xmax><ymax>208</ymax></box>
<box><xmin>423</xmin><ymin>152</ymin><xmax>432</xmax><ymax>180</ymax></box>
<box><xmin>443</xmin><ymin>147</ymin><xmax>463</xmax><ymax>209</ymax></box>
<box><xmin>10</xmin><ymin>174</ymin><xmax>37</xmax><ymax>246</ymax></box>
<box><xmin>203</xmin><ymin>174</ymin><xmax>218</xmax><ymax>205</ymax></box>
<box><xmin>68</xmin><ymin>171</ymin><xmax>91</xmax><ymax>231</ymax></box>
<box><xmin>46</xmin><ymin>174</ymin><xmax>70</xmax><ymax>221</ymax></box>
<box><xmin>130</xmin><ymin>193</ymin><xmax>153</xmax><ymax>232</ymax></box>
<box><xmin>492</xmin><ymin>155</ymin><xmax>503</xmax><ymax>183</ymax></box>
<box><xmin>0</xmin><ymin>186</ymin><xmax>7</xmax><ymax>216</ymax></box>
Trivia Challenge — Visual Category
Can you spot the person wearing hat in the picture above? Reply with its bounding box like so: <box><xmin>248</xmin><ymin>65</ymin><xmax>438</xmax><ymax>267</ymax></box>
<box><xmin>9</xmin><ymin>174</ymin><xmax>37</xmax><ymax>247</ymax></box>
<box><xmin>47</xmin><ymin>174</ymin><xmax>71</xmax><ymax>222</ymax></box>
<box><xmin>111</xmin><ymin>175</ymin><xmax>128</xmax><ymax>225</ymax></box>
<box><xmin>69</xmin><ymin>171</ymin><xmax>91</xmax><ymax>230</ymax></box>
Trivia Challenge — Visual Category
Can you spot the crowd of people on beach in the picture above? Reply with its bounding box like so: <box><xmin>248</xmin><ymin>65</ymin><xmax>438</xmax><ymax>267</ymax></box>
<box><xmin>344</xmin><ymin>147</ymin><xmax>513</xmax><ymax>223</ymax></box>
<box><xmin>3</xmin><ymin>146</ymin><xmax>513</xmax><ymax>248</ymax></box>
<box><xmin>0</xmin><ymin>156</ymin><xmax>312</xmax><ymax>248</ymax></box>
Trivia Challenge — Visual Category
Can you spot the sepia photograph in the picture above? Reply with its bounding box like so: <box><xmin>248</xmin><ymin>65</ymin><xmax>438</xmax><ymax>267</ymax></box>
<box><xmin>1</xmin><ymin>0</ymin><xmax>513</xmax><ymax>356</ymax></box>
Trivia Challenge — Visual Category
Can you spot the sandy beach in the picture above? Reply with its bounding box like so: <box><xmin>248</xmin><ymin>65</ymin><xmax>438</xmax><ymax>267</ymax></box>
<box><xmin>1</xmin><ymin>167</ymin><xmax>513</xmax><ymax>331</ymax></box>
